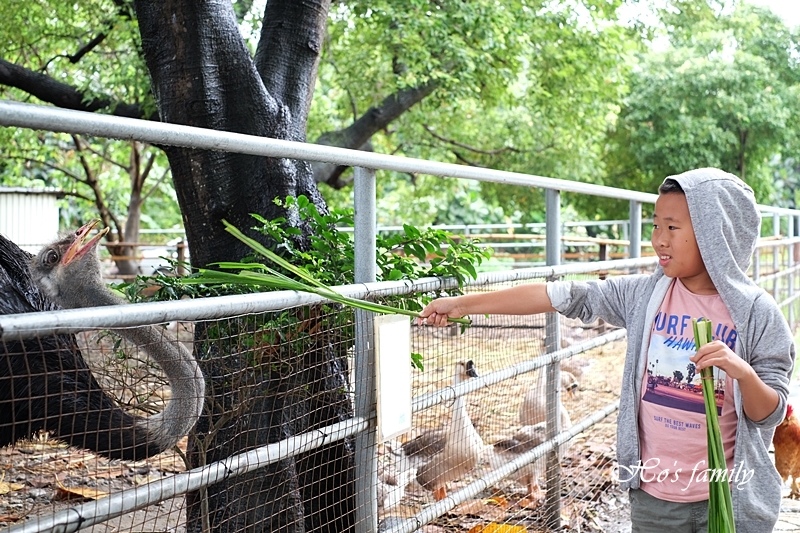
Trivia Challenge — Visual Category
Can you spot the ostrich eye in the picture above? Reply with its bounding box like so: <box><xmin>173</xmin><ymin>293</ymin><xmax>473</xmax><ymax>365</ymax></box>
<box><xmin>43</xmin><ymin>249</ymin><xmax>59</xmax><ymax>266</ymax></box>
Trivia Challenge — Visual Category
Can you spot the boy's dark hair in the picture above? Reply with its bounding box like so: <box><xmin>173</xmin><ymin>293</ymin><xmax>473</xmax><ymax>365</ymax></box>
<box><xmin>659</xmin><ymin>178</ymin><xmax>684</xmax><ymax>194</ymax></box>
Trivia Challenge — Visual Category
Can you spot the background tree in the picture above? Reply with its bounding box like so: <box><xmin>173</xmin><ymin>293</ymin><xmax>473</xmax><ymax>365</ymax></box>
<box><xmin>605</xmin><ymin>1</ymin><xmax>800</xmax><ymax>207</ymax></box>
<box><xmin>1</xmin><ymin>0</ymin><xmax>635</xmax><ymax>230</ymax></box>
<box><xmin>0</xmin><ymin>0</ymin><xmax>177</xmax><ymax>273</ymax></box>
<box><xmin>0</xmin><ymin>1</ymin><xmax>639</xmax><ymax>528</ymax></box>
<box><xmin>0</xmin><ymin>129</ymin><xmax>177</xmax><ymax>275</ymax></box>
<box><xmin>313</xmin><ymin>0</ymin><xmax>634</xmax><ymax>225</ymax></box>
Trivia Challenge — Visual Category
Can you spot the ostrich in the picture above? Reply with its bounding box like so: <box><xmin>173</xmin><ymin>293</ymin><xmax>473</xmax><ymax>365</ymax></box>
<box><xmin>0</xmin><ymin>221</ymin><xmax>205</xmax><ymax>460</ymax></box>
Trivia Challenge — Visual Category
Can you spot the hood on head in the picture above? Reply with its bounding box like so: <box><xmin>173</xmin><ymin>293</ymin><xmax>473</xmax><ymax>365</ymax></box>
<box><xmin>661</xmin><ymin>167</ymin><xmax>761</xmax><ymax>327</ymax></box>
<box><xmin>662</xmin><ymin>167</ymin><xmax>759</xmax><ymax>275</ymax></box>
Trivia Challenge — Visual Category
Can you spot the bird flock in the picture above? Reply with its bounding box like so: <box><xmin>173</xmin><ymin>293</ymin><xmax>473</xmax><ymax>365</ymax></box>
<box><xmin>380</xmin><ymin>357</ymin><xmax>587</xmax><ymax>512</ymax></box>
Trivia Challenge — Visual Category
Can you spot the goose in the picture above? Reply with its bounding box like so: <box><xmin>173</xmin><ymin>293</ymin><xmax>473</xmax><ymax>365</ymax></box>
<box><xmin>377</xmin><ymin>439</ymin><xmax>418</xmax><ymax>510</ymax></box>
<box><xmin>401</xmin><ymin>360</ymin><xmax>483</xmax><ymax>501</ymax></box>
<box><xmin>519</xmin><ymin>367</ymin><xmax>578</xmax><ymax>429</ymax></box>
<box><xmin>488</xmin><ymin>422</ymin><xmax>548</xmax><ymax>507</ymax></box>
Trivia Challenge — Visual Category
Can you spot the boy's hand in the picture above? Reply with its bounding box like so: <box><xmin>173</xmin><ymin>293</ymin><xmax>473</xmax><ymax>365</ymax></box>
<box><xmin>416</xmin><ymin>297</ymin><xmax>465</xmax><ymax>327</ymax></box>
<box><xmin>690</xmin><ymin>340</ymin><xmax>753</xmax><ymax>381</ymax></box>
<box><xmin>691</xmin><ymin>339</ymin><xmax>779</xmax><ymax>422</ymax></box>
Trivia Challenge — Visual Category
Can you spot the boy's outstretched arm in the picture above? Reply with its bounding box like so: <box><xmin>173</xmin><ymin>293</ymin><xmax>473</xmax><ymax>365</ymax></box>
<box><xmin>417</xmin><ymin>283</ymin><xmax>557</xmax><ymax>327</ymax></box>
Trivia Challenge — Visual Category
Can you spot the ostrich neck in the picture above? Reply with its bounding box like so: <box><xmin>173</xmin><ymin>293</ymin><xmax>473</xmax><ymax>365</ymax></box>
<box><xmin>61</xmin><ymin>281</ymin><xmax>205</xmax><ymax>445</ymax></box>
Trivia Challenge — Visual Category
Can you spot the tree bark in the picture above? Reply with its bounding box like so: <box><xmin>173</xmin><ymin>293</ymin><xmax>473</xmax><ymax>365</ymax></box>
<box><xmin>132</xmin><ymin>0</ymin><xmax>329</xmax><ymax>269</ymax></box>
<box><xmin>0</xmin><ymin>55</ymin><xmax>435</xmax><ymax>190</ymax></box>
<box><xmin>131</xmin><ymin>1</ymin><xmax>353</xmax><ymax>532</ymax></box>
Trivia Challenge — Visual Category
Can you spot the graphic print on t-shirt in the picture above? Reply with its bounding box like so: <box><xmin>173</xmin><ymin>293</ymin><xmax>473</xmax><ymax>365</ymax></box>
<box><xmin>643</xmin><ymin>310</ymin><xmax>734</xmax><ymax>415</ymax></box>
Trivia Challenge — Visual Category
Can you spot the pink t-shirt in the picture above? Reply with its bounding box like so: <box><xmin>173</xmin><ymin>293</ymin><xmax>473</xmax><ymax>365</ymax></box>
<box><xmin>638</xmin><ymin>278</ymin><xmax>737</xmax><ymax>502</ymax></box>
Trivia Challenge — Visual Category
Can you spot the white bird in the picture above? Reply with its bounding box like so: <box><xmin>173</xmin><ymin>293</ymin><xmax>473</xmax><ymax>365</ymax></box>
<box><xmin>519</xmin><ymin>367</ymin><xmax>578</xmax><ymax>429</ymax></box>
<box><xmin>377</xmin><ymin>440</ymin><xmax>417</xmax><ymax>510</ymax></box>
<box><xmin>401</xmin><ymin>360</ymin><xmax>484</xmax><ymax>501</ymax></box>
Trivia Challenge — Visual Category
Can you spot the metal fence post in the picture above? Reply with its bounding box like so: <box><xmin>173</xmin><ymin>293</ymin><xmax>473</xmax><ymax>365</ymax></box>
<box><xmin>544</xmin><ymin>188</ymin><xmax>562</xmax><ymax>530</ymax></box>
<box><xmin>774</xmin><ymin>214</ymin><xmax>781</xmax><ymax>299</ymax></box>
<box><xmin>629</xmin><ymin>200</ymin><xmax>642</xmax><ymax>259</ymax></box>
<box><xmin>353</xmin><ymin>166</ymin><xmax>378</xmax><ymax>533</ymax></box>
<box><xmin>789</xmin><ymin>217</ymin><xmax>796</xmax><ymax>326</ymax></box>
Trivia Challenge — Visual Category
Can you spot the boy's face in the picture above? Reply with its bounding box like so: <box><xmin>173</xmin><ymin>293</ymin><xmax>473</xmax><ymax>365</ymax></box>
<box><xmin>651</xmin><ymin>192</ymin><xmax>715</xmax><ymax>294</ymax></box>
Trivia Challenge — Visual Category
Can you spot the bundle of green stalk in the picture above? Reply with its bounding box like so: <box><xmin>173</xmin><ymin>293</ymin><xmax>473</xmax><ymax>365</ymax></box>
<box><xmin>182</xmin><ymin>220</ymin><xmax>470</xmax><ymax>325</ymax></box>
<box><xmin>692</xmin><ymin>318</ymin><xmax>735</xmax><ymax>533</ymax></box>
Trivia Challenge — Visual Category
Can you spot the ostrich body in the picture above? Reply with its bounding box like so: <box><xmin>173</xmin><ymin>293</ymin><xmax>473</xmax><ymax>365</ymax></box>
<box><xmin>0</xmin><ymin>221</ymin><xmax>204</xmax><ymax>460</ymax></box>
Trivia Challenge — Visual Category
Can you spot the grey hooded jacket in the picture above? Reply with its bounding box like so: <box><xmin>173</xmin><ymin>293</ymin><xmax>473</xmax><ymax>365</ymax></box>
<box><xmin>547</xmin><ymin>168</ymin><xmax>795</xmax><ymax>532</ymax></box>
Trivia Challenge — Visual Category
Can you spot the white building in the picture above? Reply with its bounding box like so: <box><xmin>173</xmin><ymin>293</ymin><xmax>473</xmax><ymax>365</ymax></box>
<box><xmin>0</xmin><ymin>187</ymin><xmax>63</xmax><ymax>253</ymax></box>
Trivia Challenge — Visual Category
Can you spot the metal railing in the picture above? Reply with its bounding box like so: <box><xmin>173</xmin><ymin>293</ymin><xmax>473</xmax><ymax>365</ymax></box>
<box><xmin>1</xmin><ymin>100</ymin><xmax>799</xmax><ymax>533</ymax></box>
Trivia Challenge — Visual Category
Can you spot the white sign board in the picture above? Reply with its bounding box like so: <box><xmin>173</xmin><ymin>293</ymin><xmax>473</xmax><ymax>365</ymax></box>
<box><xmin>374</xmin><ymin>314</ymin><xmax>412</xmax><ymax>442</ymax></box>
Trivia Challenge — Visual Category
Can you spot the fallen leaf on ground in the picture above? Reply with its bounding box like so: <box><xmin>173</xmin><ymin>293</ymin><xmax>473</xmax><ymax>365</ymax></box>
<box><xmin>0</xmin><ymin>479</ymin><xmax>24</xmax><ymax>494</ymax></box>
<box><xmin>55</xmin><ymin>479</ymin><xmax>108</xmax><ymax>501</ymax></box>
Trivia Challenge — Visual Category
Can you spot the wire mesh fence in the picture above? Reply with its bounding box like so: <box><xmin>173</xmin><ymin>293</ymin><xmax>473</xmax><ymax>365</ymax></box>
<box><xmin>0</xmin><ymin>258</ymin><xmax>658</xmax><ymax>533</ymax></box>
<box><xmin>2</xmin><ymin>100</ymin><xmax>799</xmax><ymax>533</ymax></box>
<box><xmin>0</xmin><ymin>246</ymin><xmax>798</xmax><ymax>532</ymax></box>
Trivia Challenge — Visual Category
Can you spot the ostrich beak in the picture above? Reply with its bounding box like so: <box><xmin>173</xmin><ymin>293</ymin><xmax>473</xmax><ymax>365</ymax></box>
<box><xmin>62</xmin><ymin>220</ymin><xmax>110</xmax><ymax>265</ymax></box>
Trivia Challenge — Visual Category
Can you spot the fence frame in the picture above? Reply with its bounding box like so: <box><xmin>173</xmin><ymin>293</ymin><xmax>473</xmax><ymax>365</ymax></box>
<box><xmin>2</xmin><ymin>100</ymin><xmax>800</xmax><ymax>532</ymax></box>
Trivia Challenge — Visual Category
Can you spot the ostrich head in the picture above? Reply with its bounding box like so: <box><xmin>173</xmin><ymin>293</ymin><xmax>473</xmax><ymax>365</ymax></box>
<box><xmin>29</xmin><ymin>220</ymin><xmax>206</xmax><ymax>455</ymax></box>
<box><xmin>31</xmin><ymin>220</ymin><xmax>110</xmax><ymax>307</ymax></box>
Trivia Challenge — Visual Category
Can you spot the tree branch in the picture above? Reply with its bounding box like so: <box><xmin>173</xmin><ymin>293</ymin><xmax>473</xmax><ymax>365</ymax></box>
<box><xmin>0</xmin><ymin>58</ymin><xmax>155</xmax><ymax>119</ymax></box>
<box><xmin>255</xmin><ymin>0</ymin><xmax>331</xmax><ymax>138</ymax></box>
<box><xmin>74</xmin><ymin>140</ymin><xmax>131</xmax><ymax>172</ymax></box>
<box><xmin>69</xmin><ymin>32</ymin><xmax>109</xmax><ymax>64</ymax></box>
<box><xmin>71</xmin><ymin>135</ymin><xmax>124</xmax><ymax>235</ymax></box>
<box><xmin>142</xmin><ymin>163</ymin><xmax>171</xmax><ymax>204</ymax></box>
<box><xmin>6</xmin><ymin>155</ymin><xmax>87</xmax><ymax>184</ymax></box>
<box><xmin>311</xmin><ymin>81</ymin><xmax>438</xmax><ymax>188</ymax></box>
<box><xmin>421</xmin><ymin>124</ymin><xmax>521</xmax><ymax>156</ymax></box>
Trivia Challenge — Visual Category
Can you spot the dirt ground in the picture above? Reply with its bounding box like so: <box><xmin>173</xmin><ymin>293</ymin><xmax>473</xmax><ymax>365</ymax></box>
<box><xmin>0</xmin><ymin>318</ymin><xmax>633</xmax><ymax>532</ymax></box>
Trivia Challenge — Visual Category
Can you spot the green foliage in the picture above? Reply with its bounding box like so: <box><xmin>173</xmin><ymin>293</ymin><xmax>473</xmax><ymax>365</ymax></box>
<box><xmin>0</xmin><ymin>130</ymin><xmax>177</xmax><ymax>230</ymax></box>
<box><xmin>121</xmin><ymin>195</ymin><xmax>492</xmax><ymax>306</ymax></box>
<box><xmin>313</xmin><ymin>0</ymin><xmax>635</xmax><ymax>225</ymax></box>
<box><xmin>121</xmin><ymin>196</ymin><xmax>489</xmax><ymax>371</ymax></box>
<box><xmin>607</xmin><ymin>1</ymin><xmax>800</xmax><ymax>203</ymax></box>
<box><xmin>2</xmin><ymin>0</ymin><xmax>638</xmax><ymax>233</ymax></box>
<box><xmin>254</xmin><ymin>195</ymin><xmax>491</xmax><ymax>290</ymax></box>
<box><xmin>0</xmin><ymin>0</ymin><xmax>169</xmax><ymax>231</ymax></box>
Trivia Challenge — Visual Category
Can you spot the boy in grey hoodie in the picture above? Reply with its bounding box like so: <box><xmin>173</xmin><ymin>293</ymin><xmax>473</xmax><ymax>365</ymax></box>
<box><xmin>418</xmin><ymin>168</ymin><xmax>795</xmax><ymax>532</ymax></box>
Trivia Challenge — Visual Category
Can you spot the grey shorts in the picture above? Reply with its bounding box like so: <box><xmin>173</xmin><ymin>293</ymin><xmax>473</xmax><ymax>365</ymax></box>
<box><xmin>629</xmin><ymin>489</ymin><xmax>709</xmax><ymax>533</ymax></box>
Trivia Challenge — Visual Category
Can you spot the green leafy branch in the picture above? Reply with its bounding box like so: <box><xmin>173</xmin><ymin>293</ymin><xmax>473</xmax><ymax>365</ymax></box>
<box><xmin>184</xmin><ymin>220</ymin><xmax>471</xmax><ymax>326</ymax></box>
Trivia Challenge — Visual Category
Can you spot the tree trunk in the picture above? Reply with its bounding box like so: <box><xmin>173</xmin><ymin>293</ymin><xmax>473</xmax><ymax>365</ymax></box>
<box><xmin>132</xmin><ymin>1</ymin><xmax>353</xmax><ymax>531</ymax></box>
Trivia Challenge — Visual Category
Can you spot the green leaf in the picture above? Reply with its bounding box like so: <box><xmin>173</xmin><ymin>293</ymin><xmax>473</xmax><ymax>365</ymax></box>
<box><xmin>692</xmin><ymin>318</ymin><xmax>735</xmax><ymax>533</ymax></box>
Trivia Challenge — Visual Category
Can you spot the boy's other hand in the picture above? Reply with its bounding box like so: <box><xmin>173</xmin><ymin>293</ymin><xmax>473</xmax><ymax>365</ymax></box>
<box><xmin>690</xmin><ymin>340</ymin><xmax>752</xmax><ymax>381</ymax></box>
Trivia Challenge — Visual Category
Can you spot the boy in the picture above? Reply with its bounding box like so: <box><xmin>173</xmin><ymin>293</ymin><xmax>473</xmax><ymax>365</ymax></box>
<box><xmin>417</xmin><ymin>168</ymin><xmax>795</xmax><ymax>532</ymax></box>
